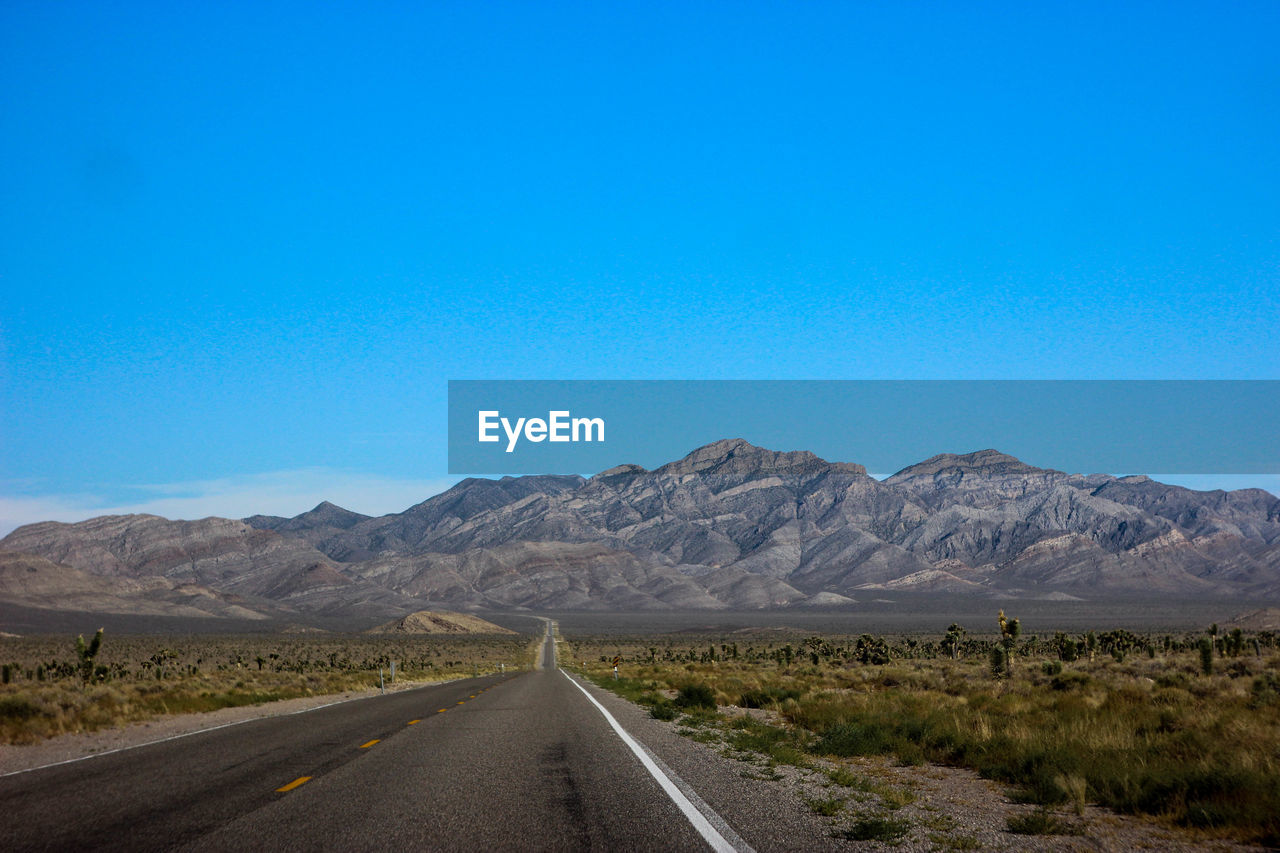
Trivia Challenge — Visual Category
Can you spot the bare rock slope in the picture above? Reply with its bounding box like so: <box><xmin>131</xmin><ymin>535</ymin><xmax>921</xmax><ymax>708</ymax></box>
<box><xmin>3</xmin><ymin>440</ymin><xmax>1278</xmax><ymax>620</ymax></box>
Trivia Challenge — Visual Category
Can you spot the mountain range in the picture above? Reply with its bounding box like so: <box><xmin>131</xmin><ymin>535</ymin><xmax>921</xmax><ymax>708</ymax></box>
<box><xmin>3</xmin><ymin>439</ymin><xmax>1278</xmax><ymax>627</ymax></box>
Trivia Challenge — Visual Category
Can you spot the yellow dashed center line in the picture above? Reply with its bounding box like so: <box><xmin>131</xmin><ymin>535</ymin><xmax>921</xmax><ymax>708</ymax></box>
<box><xmin>407</xmin><ymin>719</ymin><xmax>420</xmax><ymax>725</ymax></box>
<box><xmin>277</xmin><ymin>776</ymin><xmax>312</xmax><ymax>792</ymax></box>
<box><xmin>457</xmin><ymin>701</ymin><xmax>465</xmax><ymax>705</ymax></box>
<box><xmin>359</xmin><ymin>739</ymin><xmax>380</xmax><ymax>749</ymax></box>
<box><xmin>437</xmin><ymin>708</ymin><xmax>447</xmax><ymax>713</ymax></box>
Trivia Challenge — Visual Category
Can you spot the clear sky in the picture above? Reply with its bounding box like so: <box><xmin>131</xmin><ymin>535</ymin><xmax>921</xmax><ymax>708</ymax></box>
<box><xmin>2</xmin><ymin>1</ymin><xmax>1277</xmax><ymax>534</ymax></box>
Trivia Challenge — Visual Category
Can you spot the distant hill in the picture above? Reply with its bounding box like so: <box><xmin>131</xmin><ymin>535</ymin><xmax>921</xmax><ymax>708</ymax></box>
<box><xmin>2</xmin><ymin>439</ymin><xmax>1278</xmax><ymax>623</ymax></box>
<box><xmin>1227</xmin><ymin>608</ymin><xmax>1280</xmax><ymax>631</ymax></box>
<box><xmin>368</xmin><ymin>610</ymin><xmax>516</xmax><ymax>635</ymax></box>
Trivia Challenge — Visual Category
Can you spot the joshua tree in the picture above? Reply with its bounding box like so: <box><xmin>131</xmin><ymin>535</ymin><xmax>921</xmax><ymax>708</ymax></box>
<box><xmin>854</xmin><ymin>634</ymin><xmax>891</xmax><ymax>665</ymax></box>
<box><xmin>1051</xmin><ymin>631</ymin><xmax>1079</xmax><ymax>662</ymax></box>
<box><xmin>1227</xmin><ymin>628</ymin><xmax>1245</xmax><ymax>658</ymax></box>
<box><xmin>75</xmin><ymin>628</ymin><xmax>104</xmax><ymax>684</ymax></box>
<box><xmin>1206</xmin><ymin>623</ymin><xmax>1223</xmax><ymax>657</ymax></box>
<box><xmin>943</xmin><ymin>623</ymin><xmax>966</xmax><ymax>660</ymax></box>
<box><xmin>1198</xmin><ymin>637</ymin><xmax>1214</xmax><ymax>676</ymax></box>
<box><xmin>989</xmin><ymin>644</ymin><xmax>1007</xmax><ymax>679</ymax></box>
<box><xmin>997</xmin><ymin>610</ymin><xmax>1020</xmax><ymax>676</ymax></box>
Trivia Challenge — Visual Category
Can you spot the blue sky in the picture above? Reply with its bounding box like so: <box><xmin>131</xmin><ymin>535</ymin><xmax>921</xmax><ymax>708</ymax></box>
<box><xmin>2</xmin><ymin>1</ymin><xmax>1277</xmax><ymax>533</ymax></box>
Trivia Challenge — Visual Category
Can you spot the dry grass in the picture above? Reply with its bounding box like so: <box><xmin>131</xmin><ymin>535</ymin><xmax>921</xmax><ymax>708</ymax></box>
<box><xmin>570</xmin><ymin>626</ymin><xmax>1280</xmax><ymax>845</ymax></box>
<box><xmin>0</xmin><ymin>632</ymin><xmax>531</xmax><ymax>743</ymax></box>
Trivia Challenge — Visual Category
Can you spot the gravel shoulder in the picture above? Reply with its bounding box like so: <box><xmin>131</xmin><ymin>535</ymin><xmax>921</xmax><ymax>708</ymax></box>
<box><xmin>570</xmin><ymin>676</ymin><xmax>1264</xmax><ymax>853</ymax></box>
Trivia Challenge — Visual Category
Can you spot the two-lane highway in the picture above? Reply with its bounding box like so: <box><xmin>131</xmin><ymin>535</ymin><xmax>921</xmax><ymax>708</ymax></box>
<box><xmin>0</xmin><ymin>673</ymin><xmax>516</xmax><ymax>851</ymax></box>
<box><xmin>0</xmin><ymin>623</ymin><xmax>748</xmax><ymax>851</ymax></box>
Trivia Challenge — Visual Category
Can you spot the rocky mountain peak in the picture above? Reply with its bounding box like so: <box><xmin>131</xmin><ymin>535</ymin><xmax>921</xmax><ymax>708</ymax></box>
<box><xmin>883</xmin><ymin>449</ymin><xmax>1077</xmax><ymax>511</ymax></box>
<box><xmin>589</xmin><ymin>463</ymin><xmax>649</xmax><ymax>483</ymax></box>
<box><xmin>886</xmin><ymin>449</ymin><xmax>1033</xmax><ymax>482</ymax></box>
<box><xmin>655</xmin><ymin>438</ymin><xmax>848</xmax><ymax>479</ymax></box>
<box><xmin>292</xmin><ymin>501</ymin><xmax>370</xmax><ymax>529</ymax></box>
<box><xmin>669</xmin><ymin>438</ymin><xmax>757</xmax><ymax>469</ymax></box>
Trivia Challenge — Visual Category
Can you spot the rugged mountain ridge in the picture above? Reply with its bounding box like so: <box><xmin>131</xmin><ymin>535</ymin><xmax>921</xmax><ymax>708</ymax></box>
<box><xmin>3</xmin><ymin>440</ymin><xmax>1278</xmax><ymax>624</ymax></box>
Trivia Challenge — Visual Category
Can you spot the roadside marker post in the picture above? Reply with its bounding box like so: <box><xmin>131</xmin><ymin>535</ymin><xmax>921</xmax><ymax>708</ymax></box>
<box><xmin>612</xmin><ymin>655</ymin><xmax>621</xmax><ymax>680</ymax></box>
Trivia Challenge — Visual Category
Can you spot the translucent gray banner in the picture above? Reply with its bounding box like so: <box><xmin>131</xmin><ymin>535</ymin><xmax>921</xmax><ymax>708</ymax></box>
<box><xmin>448</xmin><ymin>380</ymin><xmax>1278</xmax><ymax>475</ymax></box>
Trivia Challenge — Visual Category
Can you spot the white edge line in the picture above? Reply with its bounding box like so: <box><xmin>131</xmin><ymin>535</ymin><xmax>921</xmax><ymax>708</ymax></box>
<box><xmin>0</xmin><ymin>677</ymin><xmax>465</xmax><ymax>779</ymax></box>
<box><xmin>561</xmin><ymin>669</ymin><xmax>752</xmax><ymax>853</ymax></box>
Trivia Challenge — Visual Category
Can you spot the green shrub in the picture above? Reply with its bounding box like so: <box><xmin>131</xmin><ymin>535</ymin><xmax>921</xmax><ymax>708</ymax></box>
<box><xmin>0</xmin><ymin>696</ymin><xmax>43</xmax><ymax>722</ymax></box>
<box><xmin>738</xmin><ymin>685</ymin><xmax>802</xmax><ymax>708</ymax></box>
<box><xmin>727</xmin><ymin>717</ymin><xmax>809</xmax><ymax>767</ymax></box>
<box><xmin>1250</xmin><ymin>672</ymin><xmax>1280</xmax><ymax>707</ymax></box>
<box><xmin>674</xmin><ymin>683</ymin><xmax>717</xmax><ymax>709</ymax></box>
<box><xmin>813</xmin><ymin>722</ymin><xmax>894</xmax><ymax>757</ymax></box>
<box><xmin>1156</xmin><ymin>671</ymin><xmax>1190</xmax><ymax>689</ymax></box>
<box><xmin>826</xmin><ymin>767</ymin><xmax>874</xmax><ymax>790</ymax></box>
<box><xmin>649</xmin><ymin>700</ymin><xmax>678</xmax><ymax>720</ymax></box>
<box><xmin>878</xmin><ymin>785</ymin><xmax>917</xmax><ymax>809</ymax></box>
<box><xmin>835</xmin><ymin>815</ymin><xmax>910</xmax><ymax>842</ymax></box>
<box><xmin>805</xmin><ymin>796</ymin><xmax>844</xmax><ymax>816</ymax></box>
<box><xmin>1049</xmin><ymin>670</ymin><xmax>1090</xmax><ymax>691</ymax></box>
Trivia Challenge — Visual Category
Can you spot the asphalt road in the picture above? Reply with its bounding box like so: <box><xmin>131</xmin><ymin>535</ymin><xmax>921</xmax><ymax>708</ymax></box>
<box><xmin>0</xmin><ymin>622</ymin><xmax>775</xmax><ymax>852</ymax></box>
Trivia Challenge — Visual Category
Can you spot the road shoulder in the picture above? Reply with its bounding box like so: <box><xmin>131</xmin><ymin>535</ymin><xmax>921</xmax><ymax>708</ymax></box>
<box><xmin>564</xmin><ymin>671</ymin><xmax>1259</xmax><ymax>852</ymax></box>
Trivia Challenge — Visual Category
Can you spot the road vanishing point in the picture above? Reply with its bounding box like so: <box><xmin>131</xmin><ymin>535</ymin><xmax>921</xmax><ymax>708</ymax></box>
<box><xmin>0</xmin><ymin>620</ymin><xmax>835</xmax><ymax>851</ymax></box>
